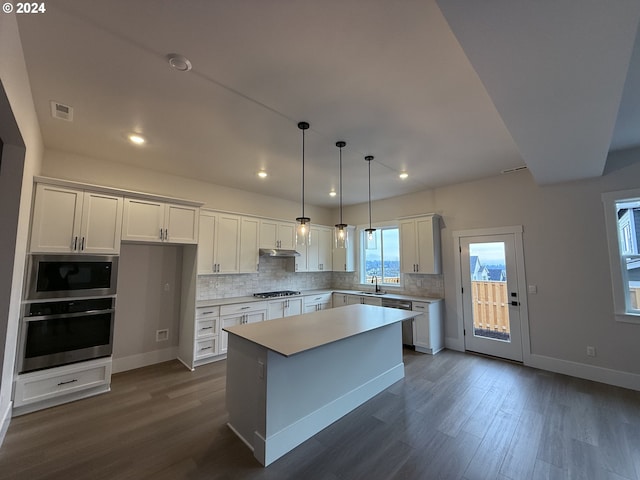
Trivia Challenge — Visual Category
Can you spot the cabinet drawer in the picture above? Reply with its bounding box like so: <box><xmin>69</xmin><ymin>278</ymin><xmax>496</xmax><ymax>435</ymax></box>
<box><xmin>196</xmin><ymin>319</ymin><xmax>218</xmax><ymax>339</ymax></box>
<box><xmin>304</xmin><ymin>293</ymin><xmax>332</xmax><ymax>307</ymax></box>
<box><xmin>195</xmin><ymin>337</ymin><xmax>217</xmax><ymax>359</ymax></box>
<box><xmin>196</xmin><ymin>306</ymin><xmax>220</xmax><ymax>320</ymax></box>
<box><xmin>220</xmin><ymin>301</ymin><xmax>267</xmax><ymax>316</ymax></box>
<box><xmin>14</xmin><ymin>359</ymin><xmax>111</xmax><ymax>406</ymax></box>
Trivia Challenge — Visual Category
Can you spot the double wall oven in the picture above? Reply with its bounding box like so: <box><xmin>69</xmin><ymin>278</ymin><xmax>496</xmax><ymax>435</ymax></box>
<box><xmin>18</xmin><ymin>255</ymin><xmax>118</xmax><ymax>373</ymax></box>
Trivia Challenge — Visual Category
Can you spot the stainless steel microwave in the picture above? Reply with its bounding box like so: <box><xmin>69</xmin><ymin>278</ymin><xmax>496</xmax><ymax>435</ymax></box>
<box><xmin>25</xmin><ymin>254</ymin><xmax>118</xmax><ymax>300</ymax></box>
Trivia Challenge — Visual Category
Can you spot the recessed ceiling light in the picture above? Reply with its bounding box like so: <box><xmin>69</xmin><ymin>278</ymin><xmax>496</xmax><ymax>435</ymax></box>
<box><xmin>329</xmin><ymin>190</ymin><xmax>337</xmax><ymax>197</ymax></box>
<box><xmin>257</xmin><ymin>171</ymin><xmax>268</xmax><ymax>178</ymax></box>
<box><xmin>167</xmin><ymin>53</ymin><xmax>192</xmax><ymax>72</ymax></box>
<box><xmin>128</xmin><ymin>133</ymin><xmax>146</xmax><ymax>145</ymax></box>
<box><xmin>399</xmin><ymin>172</ymin><xmax>409</xmax><ymax>179</ymax></box>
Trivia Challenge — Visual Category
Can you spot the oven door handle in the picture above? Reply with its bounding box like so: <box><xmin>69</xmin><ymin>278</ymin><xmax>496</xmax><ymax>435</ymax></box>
<box><xmin>24</xmin><ymin>309</ymin><xmax>116</xmax><ymax>322</ymax></box>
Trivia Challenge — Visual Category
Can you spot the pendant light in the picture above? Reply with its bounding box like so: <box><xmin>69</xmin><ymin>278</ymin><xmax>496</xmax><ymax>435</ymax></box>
<box><xmin>296</xmin><ymin>121</ymin><xmax>311</xmax><ymax>246</ymax></box>
<box><xmin>334</xmin><ymin>141</ymin><xmax>348</xmax><ymax>249</ymax></box>
<box><xmin>364</xmin><ymin>155</ymin><xmax>377</xmax><ymax>250</ymax></box>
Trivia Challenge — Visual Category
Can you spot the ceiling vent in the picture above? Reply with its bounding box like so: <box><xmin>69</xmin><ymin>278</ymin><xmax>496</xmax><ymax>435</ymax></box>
<box><xmin>500</xmin><ymin>165</ymin><xmax>528</xmax><ymax>174</ymax></box>
<box><xmin>50</xmin><ymin>101</ymin><xmax>73</xmax><ymax>121</ymax></box>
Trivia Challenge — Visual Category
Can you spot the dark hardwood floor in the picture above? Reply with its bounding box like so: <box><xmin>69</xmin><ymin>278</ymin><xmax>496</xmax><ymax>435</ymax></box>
<box><xmin>1</xmin><ymin>350</ymin><xmax>639</xmax><ymax>480</ymax></box>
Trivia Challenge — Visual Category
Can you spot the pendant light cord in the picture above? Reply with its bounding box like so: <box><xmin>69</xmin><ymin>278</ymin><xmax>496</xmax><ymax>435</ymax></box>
<box><xmin>301</xmin><ymin>127</ymin><xmax>305</xmax><ymax>218</ymax></box>
<box><xmin>368</xmin><ymin>158</ymin><xmax>372</xmax><ymax>229</ymax></box>
<box><xmin>339</xmin><ymin>144</ymin><xmax>343</xmax><ymax>224</ymax></box>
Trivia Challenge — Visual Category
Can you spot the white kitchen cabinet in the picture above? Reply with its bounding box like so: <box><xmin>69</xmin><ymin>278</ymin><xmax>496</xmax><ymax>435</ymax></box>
<box><xmin>13</xmin><ymin>357</ymin><xmax>112</xmax><ymax>415</ymax></box>
<box><xmin>259</xmin><ymin>220</ymin><xmax>296</xmax><ymax>250</ymax></box>
<box><xmin>412</xmin><ymin>300</ymin><xmax>444</xmax><ymax>354</ymax></box>
<box><xmin>346</xmin><ymin>294</ymin><xmax>383</xmax><ymax>306</ymax></box>
<box><xmin>30</xmin><ymin>184</ymin><xmax>123</xmax><ymax>254</ymax></box>
<box><xmin>267</xmin><ymin>297</ymin><xmax>303</xmax><ymax>319</ymax></box>
<box><xmin>307</xmin><ymin>226</ymin><xmax>333</xmax><ymax>272</ymax></box>
<box><xmin>122</xmin><ymin>198</ymin><xmax>198</xmax><ymax>244</ymax></box>
<box><xmin>294</xmin><ymin>246</ymin><xmax>308</xmax><ymax>272</ymax></box>
<box><xmin>332</xmin><ymin>293</ymin><xmax>350</xmax><ymax>308</ymax></box>
<box><xmin>332</xmin><ymin>226</ymin><xmax>356</xmax><ymax>272</ymax></box>
<box><xmin>197</xmin><ymin>211</ymin><xmax>241</xmax><ymax>274</ymax></box>
<box><xmin>303</xmin><ymin>292</ymin><xmax>332</xmax><ymax>313</ymax></box>
<box><xmin>219</xmin><ymin>301</ymin><xmax>267</xmax><ymax>354</ymax></box>
<box><xmin>399</xmin><ymin>214</ymin><xmax>441</xmax><ymax>274</ymax></box>
<box><xmin>239</xmin><ymin>217</ymin><xmax>260</xmax><ymax>273</ymax></box>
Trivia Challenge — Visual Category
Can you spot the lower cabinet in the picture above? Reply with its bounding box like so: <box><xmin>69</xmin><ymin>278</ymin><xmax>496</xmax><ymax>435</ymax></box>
<box><xmin>267</xmin><ymin>297</ymin><xmax>303</xmax><ymax>319</ymax></box>
<box><xmin>193</xmin><ymin>306</ymin><xmax>220</xmax><ymax>365</ymax></box>
<box><xmin>303</xmin><ymin>293</ymin><xmax>332</xmax><ymax>313</ymax></box>
<box><xmin>347</xmin><ymin>294</ymin><xmax>383</xmax><ymax>306</ymax></box>
<box><xmin>13</xmin><ymin>357</ymin><xmax>112</xmax><ymax>415</ymax></box>
<box><xmin>332</xmin><ymin>293</ymin><xmax>349</xmax><ymax>308</ymax></box>
<box><xmin>412</xmin><ymin>300</ymin><xmax>444</xmax><ymax>354</ymax></box>
<box><xmin>219</xmin><ymin>301</ymin><xmax>267</xmax><ymax>354</ymax></box>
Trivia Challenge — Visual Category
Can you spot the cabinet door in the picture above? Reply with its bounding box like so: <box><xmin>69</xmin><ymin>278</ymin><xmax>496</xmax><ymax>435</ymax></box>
<box><xmin>219</xmin><ymin>314</ymin><xmax>243</xmax><ymax>354</ymax></box>
<box><xmin>415</xmin><ymin>216</ymin><xmax>441</xmax><ymax>274</ymax></box>
<box><xmin>400</xmin><ymin>219</ymin><xmax>418</xmax><ymax>273</ymax></box>
<box><xmin>332</xmin><ymin>293</ymin><xmax>348</xmax><ymax>307</ymax></box>
<box><xmin>165</xmin><ymin>204</ymin><xmax>198</xmax><ymax>244</ymax></box>
<box><xmin>239</xmin><ymin>217</ymin><xmax>259</xmax><ymax>273</ymax></box>
<box><xmin>332</xmin><ymin>226</ymin><xmax>356</xmax><ymax>272</ymax></box>
<box><xmin>197</xmin><ymin>213</ymin><xmax>216</xmax><ymax>274</ymax></box>
<box><xmin>295</xmin><ymin>244</ymin><xmax>308</xmax><ymax>272</ymax></box>
<box><xmin>284</xmin><ymin>298</ymin><xmax>303</xmax><ymax>316</ymax></box>
<box><xmin>304</xmin><ymin>304</ymin><xmax>317</xmax><ymax>314</ymax></box>
<box><xmin>307</xmin><ymin>228</ymin><xmax>320</xmax><ymax>271</ymax></box>
<box><xmin>30</xmin><ymin>184</ymin><xmax>83</xmax><ymax>253</ymax></box>
<box><xmin>215</xmin><ymin>214</ymin><xmax>241</xmax><ymax>274</ymax></box>
<box><xmin>268</xmin><ymin>301</ymin><xmax>285</xmax><ymax>319</ymax></box>
<box><xmin>346</xmin><ymin>295</ymin><xmax>362</xmax><ymax>305</ymax></box>
<box><xmin>363</xmin><ymin>296</ymin><xmax>383</xmax><ymax>306</ymax></box>
<box><xmin>318</xmin><ymin>228</ymin><xmax>333</xmax><ymax>271</ymax></box>
<box><xmin>259</xmin><ymin>220</ymin><xmax>278</xmax><ymax>249</ymax></box>
<box><xmin>278</xmin><ymin>222</ymin><xmax>296</xmax><ymax>249</ymax></box>
<box><xmin>412</xmin><ymin>302</ymin><xmax>430</xmax><ymax>349</ymax></box>
<box><xmin>245</xmin><ymin>310</ymin><xmax>266</xmax><ymax>324</ymax></box>
<box><xmin>121</xmin><ymin>198</ymin><xmax>164</xmax><ymax>243</ymax></box>
<box><xmin>80</xmin><ymin>192</ymin><xmax>123</xmax><ymax>254</ymax></box>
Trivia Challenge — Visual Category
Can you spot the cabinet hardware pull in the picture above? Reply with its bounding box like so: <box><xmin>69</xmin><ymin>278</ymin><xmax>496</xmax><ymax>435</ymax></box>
<box><xmin>240</xmin><ymin>306</ymin><xmax>250</xmax><ymax>310</ymax></box>
<box><xmin>81</xmin><ymin>237</ymin><xmax>85</xmax><ymax>250</ymax></box>
<box><xmin>58</xmin><ymin>379</ymin><xmax>78</xmax><ymax>386</ymax></box>
<box><xmin>202</xmin><ymin>311</ymin><xmax>214</xmax><ymax>315</ymax></box>
<box><xmin>165</xmin><ymin>228</ymin><xmax>168</xmax><ymax>240</ymax></box>
<box><xmin>160</xmin><ymin>228</ymin><xmax>164</xmax><ymax>240</ymax></box>
<box><xmin>201</xmin><ymin>326</ymin><xmax>213</xmax><ymax>330</ymax></box>
<box><xmin>73</xmin><ymin>236</ymin><xmax>78</xmax><ymax>251</ymax></box>
<box><xmin>201</xmin><ymin>346</ymin><xmax>212</xmax><ymax>350</ymax></box>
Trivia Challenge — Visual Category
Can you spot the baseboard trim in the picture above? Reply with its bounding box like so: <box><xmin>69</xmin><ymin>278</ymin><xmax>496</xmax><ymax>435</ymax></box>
<box><xmin>527</xmin><ymin>353</ymin><xmax>640</xmax><ymax>392</ymax></box>
<box><xmin>0</xmin><ymin>401</ymin><xmax>12</xmax><ymax>448</ymax></box>
<box><xmin>112</xmin><ymin>347</ymin><xmax>178</xmax><ymax>373</ymax></box>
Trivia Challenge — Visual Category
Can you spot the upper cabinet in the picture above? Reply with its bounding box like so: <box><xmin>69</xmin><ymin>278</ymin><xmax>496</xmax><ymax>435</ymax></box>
<box><xmin>259</xmin><ymin>220</ymin><xmax>296</xmax><ymax>250</ymax></box>
<box><xmin>30</xmin><ymin>184</ymin><xmax>123</xmax><ymax>254</ymax></box>
<box><xmin>198</xmin><ymin>211</ymin><xmax>259</xmax><ymax>275</ymax></box>
<box><xmin>399</xmin><ymin>214</ymin><xmax>441</xmax><ymax>274</ymax></box>
<box><xmin>121</xmin><ymin>198</ymin><xmax>198</xmax><ymax>244</ymax></box>
<box><xmin>306</xmin><ymin>226</ymin><xmax>333</xmax><ymax>272</ymax></box>
<box><xmin>332</xmin><ymin>225</ymin><xmax>356</xmax><ymax>272</ymax></box>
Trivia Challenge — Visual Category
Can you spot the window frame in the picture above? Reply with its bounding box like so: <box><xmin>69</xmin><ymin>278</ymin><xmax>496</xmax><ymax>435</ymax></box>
<box><xmin>602</xmin><ymin>188</ymin><xmax>640</xmax><ymax>324</ymax></box>
<box><xmin>358</xmin><ymin>222</ymin><xmax>402</xmax><ymax>288</ymax></box>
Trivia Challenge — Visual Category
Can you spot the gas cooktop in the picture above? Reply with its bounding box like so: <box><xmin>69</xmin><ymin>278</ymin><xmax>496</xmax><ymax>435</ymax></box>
<box><xmin>253</xmin><ymin>290</ymin><xmax>301</xmax><ymax>299</ymax></box>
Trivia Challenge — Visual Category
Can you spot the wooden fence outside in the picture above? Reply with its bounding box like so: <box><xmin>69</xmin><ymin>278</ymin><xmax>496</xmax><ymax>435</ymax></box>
<box><xmin>471</xmin><ymin>281</ymin><xmax>510</xmax><ymax>335</ymax></box>
<box><xmin>632</xmin><ymin>287</ymin><xmax>640</xmax><ymax>310</ymax></box>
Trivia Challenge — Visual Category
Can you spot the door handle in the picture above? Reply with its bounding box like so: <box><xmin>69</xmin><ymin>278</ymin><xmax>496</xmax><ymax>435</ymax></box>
<box><xmin>511</xmin><ymin>301</ymin><xmax>520</xmax><ymax>306</ymax></box>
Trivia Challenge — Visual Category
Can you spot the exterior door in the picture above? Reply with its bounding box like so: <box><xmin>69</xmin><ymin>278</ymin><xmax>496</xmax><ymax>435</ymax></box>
<box><xmin>460</xmin><ymin>234</ymin><xmax>523</xmax><ymax>361</ymax></box>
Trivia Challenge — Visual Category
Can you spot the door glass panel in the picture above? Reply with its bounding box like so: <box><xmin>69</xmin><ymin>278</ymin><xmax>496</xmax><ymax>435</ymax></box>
<box><xmin>469</xmin><ymin>242</ymin><xmax>511</xmax><ymax>342</ymax></box>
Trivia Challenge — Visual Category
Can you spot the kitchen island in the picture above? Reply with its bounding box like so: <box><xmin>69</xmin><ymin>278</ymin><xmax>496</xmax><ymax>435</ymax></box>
<box><xmin>223</xmin><ymin>303</ymin><xmax>417</xmax><ymax>466</ymax></box>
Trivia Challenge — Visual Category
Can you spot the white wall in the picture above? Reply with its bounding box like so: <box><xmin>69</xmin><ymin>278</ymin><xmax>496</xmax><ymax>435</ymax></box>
<box><xmin>0</xmin><ymin>14</ymin><xmax>44</xmax><ymax>443</ymax></box>
<box><xmin>112</xmin><ymin>244</ymin><xmax>183</xmax><ymax>372</ymax></box>
<box><xmin>343</xmin><ymin>149</ymin><xmax>640</xmax><ymax>379</ymax></box>
<box><xmin>42</xmin><ymin>149</ymin><xmax>334</xmax><ymax>226</ymax></box>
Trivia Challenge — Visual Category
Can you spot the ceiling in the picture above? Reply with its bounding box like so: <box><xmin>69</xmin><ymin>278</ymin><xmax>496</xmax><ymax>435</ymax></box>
<box><xmin>15</xmin><ymin>0</ymin><xmax>640</xmax><ymax>207</ymax></box>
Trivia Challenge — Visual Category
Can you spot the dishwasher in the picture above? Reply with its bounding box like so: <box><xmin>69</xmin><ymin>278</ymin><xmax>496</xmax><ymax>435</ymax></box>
<box><xmin>381</xmin><ymin>298</ymin><xmax>414</xmax><ymax>347</ymax></box>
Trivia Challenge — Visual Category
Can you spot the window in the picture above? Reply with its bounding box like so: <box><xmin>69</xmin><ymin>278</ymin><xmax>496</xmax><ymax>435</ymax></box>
<box><xmin>603</xmin><ymin>189</ymin><xmax>640</xmax><ymax>322</ymax></box>
<box><xmin>360</xmin><ymin>226</ymin><xmax>401</xmax><ymax>286</ymax></box>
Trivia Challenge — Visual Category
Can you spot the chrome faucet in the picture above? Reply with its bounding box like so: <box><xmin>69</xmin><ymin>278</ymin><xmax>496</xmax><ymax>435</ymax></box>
<box><xmin>371</xmin><ymin>275</ymin><xmax>381</xmax><ymax>293</ymax></box>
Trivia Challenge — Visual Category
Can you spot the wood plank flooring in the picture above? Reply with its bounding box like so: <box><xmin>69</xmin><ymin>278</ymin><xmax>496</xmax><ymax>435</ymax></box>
<box><xmin>1</xmin><ymin>350</ymin><xmax>639</xmax><ymax>480</ymax></box>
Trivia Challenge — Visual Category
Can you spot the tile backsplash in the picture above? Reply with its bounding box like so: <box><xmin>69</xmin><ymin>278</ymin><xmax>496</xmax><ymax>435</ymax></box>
<box><xmin>197</xmin><ymin>256</ymin><xmax>444</xmax><ymax>300</ymax></box>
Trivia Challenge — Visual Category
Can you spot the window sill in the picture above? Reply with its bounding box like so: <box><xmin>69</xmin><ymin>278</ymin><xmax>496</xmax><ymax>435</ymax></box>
<box><xmin>615</xmin><ymin>313</ymin><xmax>640</xmax><ymax>324</ymax></box>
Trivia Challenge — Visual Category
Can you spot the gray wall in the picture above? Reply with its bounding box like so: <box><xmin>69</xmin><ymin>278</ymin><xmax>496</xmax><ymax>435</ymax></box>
<box><xmin>113</xmin><ymin>244</ymin><xmax>183</xmax><ymax>362</ymax></box>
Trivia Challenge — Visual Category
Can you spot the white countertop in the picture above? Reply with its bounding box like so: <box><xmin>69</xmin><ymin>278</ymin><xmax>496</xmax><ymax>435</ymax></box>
<box><xmin>223</xmin><ymin>304</ymin><xmax>417</xmax><ymax>357</ymax></box>
<box><xmin>197</xmin><ymin>289</ymin><xmax>442</xmax><ymax>308</ymax></box>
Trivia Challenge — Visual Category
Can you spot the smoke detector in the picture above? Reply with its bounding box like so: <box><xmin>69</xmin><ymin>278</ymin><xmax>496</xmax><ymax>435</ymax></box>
<box><xmin>50</xmin><ymin>101</ymin><xmax>73</xmax><ymax>121</ymax></box>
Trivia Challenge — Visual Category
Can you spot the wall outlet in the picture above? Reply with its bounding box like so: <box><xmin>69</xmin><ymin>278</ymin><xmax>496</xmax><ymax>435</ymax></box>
<box><xmin>164</xmin><ymin>283</ymin><xmax>170</xmax><ymax>292</ymax></box>
<box><xmin>586</xmin><ymin>345</ymin><xmax>596</xmax><ymax>357</ymax></box>
<box><xmin>156</xmin><ymin>329</ymin><xmax>169</xmax><ymax>342</ymax></box>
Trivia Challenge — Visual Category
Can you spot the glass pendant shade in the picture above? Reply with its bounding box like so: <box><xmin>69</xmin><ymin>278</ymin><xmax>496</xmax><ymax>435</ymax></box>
<box><xmin>365</xmin><ymin>155</ymin><xmax>377</xmax><ymax>250</ymax></box>
<box><xmin>296</xmin><ymin>121</ymin><xmax>311</xmax><ymax>246</ymax></box>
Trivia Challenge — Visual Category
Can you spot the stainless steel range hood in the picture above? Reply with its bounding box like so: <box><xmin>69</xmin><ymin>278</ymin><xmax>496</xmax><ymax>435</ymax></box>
<box><xmin>259</xmin><ymin>248</ymin><xmax>301</xmax><ymax>257</ymax></box>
